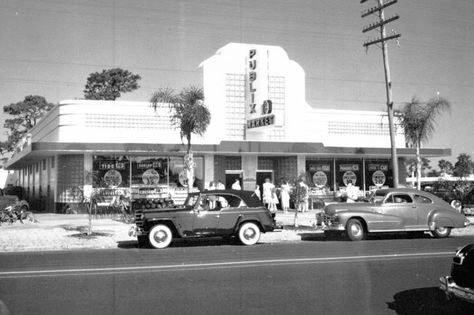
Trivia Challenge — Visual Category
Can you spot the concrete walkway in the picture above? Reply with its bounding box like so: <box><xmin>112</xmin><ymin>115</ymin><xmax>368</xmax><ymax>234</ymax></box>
<box><xmin>0</xmin><ymin>210</ymin><xmax>473</xmax><ymax>252</ymax></box>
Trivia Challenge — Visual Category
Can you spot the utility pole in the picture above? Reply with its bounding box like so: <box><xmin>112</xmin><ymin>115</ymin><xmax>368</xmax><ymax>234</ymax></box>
<box><xmin>361</xmin><ymin>0</ymin><xmax>401</xmax><ymax>188</ymax></box>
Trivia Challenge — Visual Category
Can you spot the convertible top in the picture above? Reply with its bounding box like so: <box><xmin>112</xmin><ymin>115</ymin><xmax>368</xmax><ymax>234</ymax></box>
<box><xmin>198</xmin><ymin>189</ymin><xmax>264</xmax><ymax>208</ymax></box>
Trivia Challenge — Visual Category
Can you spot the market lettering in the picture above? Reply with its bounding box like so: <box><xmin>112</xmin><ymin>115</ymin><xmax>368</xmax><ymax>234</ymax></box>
<box><xmin>247</xmin><ymin>114</ymin><xmax>275</xmax><ymax>129</ymax></box>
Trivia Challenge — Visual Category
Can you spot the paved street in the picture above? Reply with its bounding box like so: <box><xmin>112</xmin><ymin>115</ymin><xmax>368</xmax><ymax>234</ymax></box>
<box><xmin>2</xmin><ymin>237</ymin><xmax>474</xmax><ymax>314</ymax></box>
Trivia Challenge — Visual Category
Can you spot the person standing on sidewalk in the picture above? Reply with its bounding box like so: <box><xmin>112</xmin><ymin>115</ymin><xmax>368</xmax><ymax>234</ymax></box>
<box><xmin>294</xmin><ymin>178</ymin><xmax>308</xmax><ymax>227</ymax></box>
<box><xmin>280</xmin><ymin>180</ymin><xmax>291</xmax><ymax>214</ymax></box>
<box><xmin>262</xmin><ymin>178</ymin><xmax>275</xmax><ymax>210</ymax></box>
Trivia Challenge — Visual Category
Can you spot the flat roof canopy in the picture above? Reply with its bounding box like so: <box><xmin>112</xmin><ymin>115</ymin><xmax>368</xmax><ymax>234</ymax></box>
<box><xmin>5</xmin><ymin>140</ymin><xmax>450</xmax><ymax>169</ymax></box>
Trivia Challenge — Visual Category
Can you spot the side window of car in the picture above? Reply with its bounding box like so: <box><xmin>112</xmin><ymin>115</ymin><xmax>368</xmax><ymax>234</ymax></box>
<box><xmin>393</xmin><ymin>194</ymin><xmax>413</xmax><ymax>203</ymax></box>
<box><xmin>223</xmin><ymin>195</ymin><xmax>247</xmax><ymax>208</ymax></box>
<box><xmin>414</xmin><ymin>194</ymin><xmax>432</xmax><ymax>204</ymax></box>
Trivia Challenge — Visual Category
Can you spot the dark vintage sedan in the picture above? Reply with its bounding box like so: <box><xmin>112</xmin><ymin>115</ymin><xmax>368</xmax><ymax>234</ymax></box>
<box><xmin>440</xmin><ymin>244</ymin><xmax>474</xmax><ymax>304</ymax></box>
<box><xmin>321</xmin><ymin>188</ymin><xmax>470</xmax><ymax>241</ymax></box>
<box><xmin>129</xmin><ymin>190</ymin><xmax>279</xmax><ymax>249</ymax></box>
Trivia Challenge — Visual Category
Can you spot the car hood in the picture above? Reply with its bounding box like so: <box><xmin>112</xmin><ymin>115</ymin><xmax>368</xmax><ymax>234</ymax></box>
<box><xmin>324</xmin><ymin>202</ymin><xmax>372</xmax><ymax>216</ymax></box>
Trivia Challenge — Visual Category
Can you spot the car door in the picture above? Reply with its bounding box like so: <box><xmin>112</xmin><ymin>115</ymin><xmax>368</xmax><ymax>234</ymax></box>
<box><xmin>192</xmin><ymin>195</ymin><xmax>220</xmax><ymax>235</ymax></box>
<box><xmin>380</xmin><ymin>193</ymin><xmax>418</xmax><ymax>230</ymax></box>
<box><xmin>215</xmin><ymin>194</ymin><xmax>245</xmax><ymax>234</ymax></box>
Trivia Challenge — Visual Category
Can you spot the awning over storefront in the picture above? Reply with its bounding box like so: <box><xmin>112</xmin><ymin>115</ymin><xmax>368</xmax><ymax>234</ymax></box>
<box><xmin>5</xmin><ymin>140</ymin><xmax>451</xmax><ymax>169</ymax></box>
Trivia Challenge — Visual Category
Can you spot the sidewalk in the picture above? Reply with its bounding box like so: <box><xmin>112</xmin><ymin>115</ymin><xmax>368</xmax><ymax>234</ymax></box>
<box><xmin>0</xmin><ymin>210</ymin><xmax>473</xmax><ymax>252</ymax></box>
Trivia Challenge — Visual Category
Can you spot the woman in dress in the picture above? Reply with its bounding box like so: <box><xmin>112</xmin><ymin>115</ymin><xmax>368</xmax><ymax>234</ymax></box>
<box><xmin>262</xmin><ymin>178</ymin><xmax>275</xmax><ymax>210</ymax></box>
<box><xmin>280</xmin><ymin>180</ymin><xmax>291</xmax><ymax>213</ymax></box>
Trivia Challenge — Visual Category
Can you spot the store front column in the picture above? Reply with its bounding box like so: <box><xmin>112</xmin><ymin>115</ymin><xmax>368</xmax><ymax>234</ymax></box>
<box><xmin>297</xmin><ymin>154</ymin><xmax>306</xmax><ymax>178</ymax></box>
<box><xmin>242</xmin><ymin>155</ymin><xmax>257</xmax><ymax>190</ymax></box>
<box><xmin>204</xmin><ymin>154</ymin><xmax>214</xmax><ymax>189</ymax></box>
<box><xmin>83</xmin><ymin>153</ymin><xmax>93</xmax><ymax>197</ymax></box>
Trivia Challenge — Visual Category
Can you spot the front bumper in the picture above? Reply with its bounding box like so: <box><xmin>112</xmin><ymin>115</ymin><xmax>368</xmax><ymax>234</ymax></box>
<box><xmin>128</xmin><ymin>226</ymin><xmax>146</xmax><ymax>237</ymax></box>
<box><xmin>319</xmin><ymin>213</ymin><xmax>345</xmax><ymax>231</ymax></box>
<box><xmin>440</xmin><ymin>276</ymin><xmax>474</xmax><ymax>304</ymax></box>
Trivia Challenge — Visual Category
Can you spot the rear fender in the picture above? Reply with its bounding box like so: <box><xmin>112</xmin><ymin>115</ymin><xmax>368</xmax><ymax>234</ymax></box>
<box><xmin>233</xmin><ymin>215</ymin><xmax>264</xmax><ymax>234</ymax></box>
<box><xmin>428</xmin><ymin>211</ymin><xmax>454</xmax><ymax>229</ymax></box>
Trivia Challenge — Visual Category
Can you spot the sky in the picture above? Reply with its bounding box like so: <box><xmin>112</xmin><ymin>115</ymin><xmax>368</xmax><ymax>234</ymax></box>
<box><xmin>0</xmin><ymin>0</ymin><xmax>473</xmax><ymax>168</ymax></box>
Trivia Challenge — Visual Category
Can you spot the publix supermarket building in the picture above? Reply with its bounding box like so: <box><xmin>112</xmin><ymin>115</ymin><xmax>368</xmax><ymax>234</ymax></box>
<box><xmin>5</xmin><ymin>43</ymin><xmax>449</xmax><ymax>212</ymax></box>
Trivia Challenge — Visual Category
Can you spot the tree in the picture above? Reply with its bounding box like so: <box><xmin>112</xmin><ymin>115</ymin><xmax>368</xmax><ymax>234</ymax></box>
<box><xmin>405</xmin><ymin>157</ymin><xmax>431</xmax><ymax>179</ymax></box>
<box><xmin>83</xmin><ymin>68</ymin><xmax>141</xmax><ymax>100</ymax></box>
<box><xmin>150</xmin><ymin>86</ymin><xmax>211</xmax><ymax>191</ymax></box>
<box><xmin>452</xmin><ymin>153</ymin><xmax>474</xmax><ymax>208</ymax></box>
<box><xmin>453</xmin><ymin>153</ymin><xmax>474</xmax><ymax>179</ymax></box>
<box><xmin>1</xmin><ymin>95</ymin><xmax>54</xmax><ymax>154</ymax></box>
<box><xmin>398</xmin><ymin>96</ymin><xmax>450</xmax><ymax>190</ymax></box>
<box><xmin>438</xmin><ymin>159</ymin><xmax>454</xmax><ymax>177</ymax></box>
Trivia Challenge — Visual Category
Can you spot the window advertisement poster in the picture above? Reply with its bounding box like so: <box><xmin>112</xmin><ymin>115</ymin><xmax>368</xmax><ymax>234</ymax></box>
<box><xmin>306</xmin><ymin>160</ymin><xmax>333</xmax><ymax>190</ymax></box>
<box><xmin>92</xmin><ymin>155</ymin><xmax>130</xmax><ymax>189</ymax></box>
<box><xmin>365</xmin><ymin>160</ymin><xmax>392</xmax><ymax>190</ymax></box>
<box><xmin>131</xmin><ymin>157</ymin><xmax>168</xmax><ymax>187</ymax></box>
<box><xmin>336</xmin><ymin>161</ymin><xmax>362</xmax><ymax>187</ymax></box>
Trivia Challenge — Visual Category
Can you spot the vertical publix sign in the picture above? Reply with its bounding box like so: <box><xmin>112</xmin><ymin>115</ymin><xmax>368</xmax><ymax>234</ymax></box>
<box><xmin>246</xmin><ymin>48</ymin><xmax>275</xmax><ymax>129</ymax></box>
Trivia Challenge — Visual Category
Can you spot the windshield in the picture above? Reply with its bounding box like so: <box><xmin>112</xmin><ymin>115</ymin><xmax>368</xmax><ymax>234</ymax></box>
<box><xmin>184</xmin><ymin>195</ymin><xmax>199</xmax><ymax>207</ymax></box>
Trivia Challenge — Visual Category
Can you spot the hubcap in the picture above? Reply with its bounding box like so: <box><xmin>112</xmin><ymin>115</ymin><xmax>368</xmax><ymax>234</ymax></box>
<box><xmin>351</xmin><ymin>224</ymin><xmax>362</xmax><ymax>236</ymax></box>
<box><xmin>154</xmin><ymin>230</ymin><xmax>168</xmax><ymax>243</ymax></box>
<box><xmin>244</xmin><ymin>228</ymin><xmax>256</xmax><ymax>240</ymax></box>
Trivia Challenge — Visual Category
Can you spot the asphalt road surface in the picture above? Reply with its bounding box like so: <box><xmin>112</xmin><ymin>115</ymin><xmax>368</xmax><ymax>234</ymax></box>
<box><xmin>2</xmin><ymin>235</ymin><xmax>474</xmax><ymax>315</ymax></box>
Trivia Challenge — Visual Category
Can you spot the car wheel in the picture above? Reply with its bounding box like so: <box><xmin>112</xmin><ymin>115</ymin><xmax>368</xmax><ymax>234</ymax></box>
<box><xmin>148</xmin><ymin>224</ymin><xmax>173</xmax><ymax>249</ymax></box>
<box><xmin>346</xmin><ymin>219</ymin><xmax>365</xmax><ymax>241</ymax></box>
<box><xmin>238</xmin><ymin>222</ymin><xmax>261</xmax><ymax>246</ymax></box>
<box><xmin>432</xmin><ymin>226</ymin><xmax>452</xmax><ymax>238</ymax></box>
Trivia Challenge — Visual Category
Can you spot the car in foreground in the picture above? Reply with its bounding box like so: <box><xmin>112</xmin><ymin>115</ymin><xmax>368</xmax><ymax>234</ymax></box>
<box><xmin>129</xmin><ymin>189</ymin><xmax>279</xmax><ymax>248</ymax></box>
<box><xmin>440</xmin><ymin>244</ymin><xmax>474</xmax><ymax>304</ymax></box>
<box><xmin>321</xmin><ymin>188</ymin><xmax>470</xmax><ymax>241</ymax></box>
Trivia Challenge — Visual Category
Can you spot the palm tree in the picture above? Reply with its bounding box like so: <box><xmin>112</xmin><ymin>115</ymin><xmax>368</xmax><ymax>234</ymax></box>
<box><xmin>150</xmin><ymin>86</ymin><xmax>211</xmax><ymax>191</ymax></box>
<box><xmin>398</xmin><ymin>96</ymin><xmax>450</xmax><ymax>190</ymax></box>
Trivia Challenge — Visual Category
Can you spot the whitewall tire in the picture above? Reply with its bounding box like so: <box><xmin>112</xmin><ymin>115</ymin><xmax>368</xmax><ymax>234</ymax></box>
<box><xmin>238</xmin><ymin>222</ymin><xmax>261</xmax><ymax>246</ymax></box>
<box><xmin>148</xmin><ymin>224</ymin><xmax>173</xmax><ymax>249</ymax></box>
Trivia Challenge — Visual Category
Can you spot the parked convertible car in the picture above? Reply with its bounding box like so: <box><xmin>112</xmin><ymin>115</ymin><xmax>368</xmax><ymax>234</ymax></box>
<box><xmin>129</xmin><ymin>190</ymin><xmax>280</xmax><ymax>249</ymax></box>
<box><xmin>321</xmin><ymin>188</ymin><xmax>470</xmax><ymax>241</ymax></box>
<box><xmin>440</xmin><ymin>244</ymin><xmax>474</xmax><ymax>304</ymax></box>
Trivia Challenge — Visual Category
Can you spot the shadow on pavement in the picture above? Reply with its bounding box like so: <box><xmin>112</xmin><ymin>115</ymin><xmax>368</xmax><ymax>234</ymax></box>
<box><xmin>386</xmin><ymin>287</ymin><xmax>474</xmax><ymax>314</ymax></box>
<box><xmin>299</xmin><ymin>231</ymin><xmax>433</xmax><ymax>242</ymax></box>
<box><xmin>117</xmin><ymin>237</ymin><xmax>240</xmax><ymax>249</ymax></box>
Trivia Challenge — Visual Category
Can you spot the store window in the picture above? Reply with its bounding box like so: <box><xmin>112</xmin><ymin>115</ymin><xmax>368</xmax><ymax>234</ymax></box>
<box><xmin>92</xmin><ymin>155</ymin><xmax>130</xmax><ymax>193</ymax></box>
<box><xmin>336</xmin><ymin>160</ymin><xmax>362</xmax><ymax>189</ymax></box>
<box><xmin>365</xmin><ymin>160</ymin><xmax>392</xmax><ymax>190</ymax></box>
<box><xmin>306</xmin><ymin>159</ymin><xmax>334</xmax><ymax>191</ymax></box>
<box><xmin>168</xmin><ymin>156</ymin><xmax>204</xmax><ymax>190</ymax></box>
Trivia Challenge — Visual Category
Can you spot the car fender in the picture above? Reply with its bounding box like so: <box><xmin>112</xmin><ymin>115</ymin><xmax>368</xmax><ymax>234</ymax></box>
<box><xmin>145</xmin><ymin>218</ymin><xmax>182</xmax><ymax>237</ymax></box>
<box><xmin>335</xmin><ymin>210</ymin><xmax>377</xmax><ymax>231</ymax></box>
<box><xmin>428</xmin><ymin>211</ymin><xmax>455</xmax><ymax>229</ymax></box>
<box><xmin>233</xmin><ymin>214</ymin><xmax>264</xmax><ymax>233</ymax></box>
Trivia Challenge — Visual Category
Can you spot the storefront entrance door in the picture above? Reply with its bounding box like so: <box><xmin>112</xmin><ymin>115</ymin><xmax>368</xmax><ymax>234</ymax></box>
<box><xmin>225</xmin><ymin>172</ymin><xmax>242</xmax><ymax>189</ymax></box>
